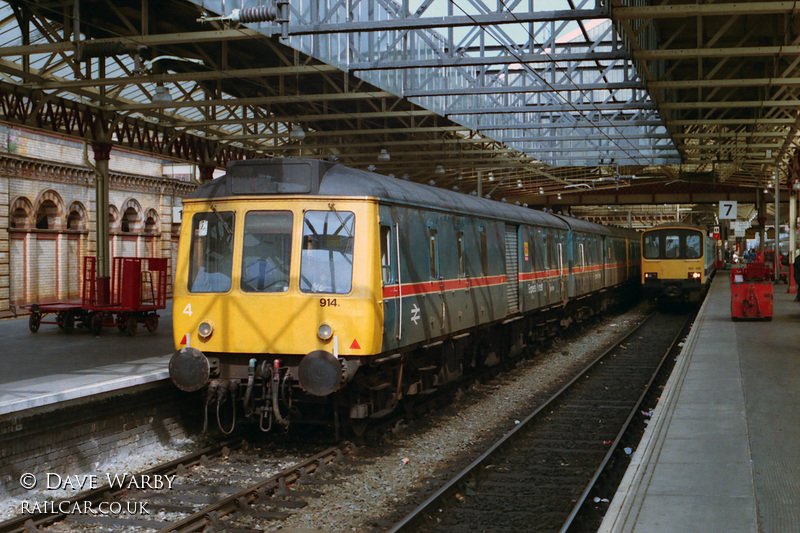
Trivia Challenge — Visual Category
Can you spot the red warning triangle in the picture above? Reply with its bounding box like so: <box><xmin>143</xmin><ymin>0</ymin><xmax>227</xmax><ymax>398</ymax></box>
<box><xmin>349</xmin><ymin>339</ymin><xmax>361</xmax><ymax>350</ymax></box>
<box><xmin>180</xmin><ymin>334</ymin><xmax>188</xmax><ymax>345</ymax></box>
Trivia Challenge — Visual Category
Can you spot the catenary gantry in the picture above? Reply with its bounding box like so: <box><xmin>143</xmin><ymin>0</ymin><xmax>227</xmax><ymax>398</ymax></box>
<box><xmin>0</xmin><ymin>0</ymin><xmax>799</xmax><ymax>224</ymax></box>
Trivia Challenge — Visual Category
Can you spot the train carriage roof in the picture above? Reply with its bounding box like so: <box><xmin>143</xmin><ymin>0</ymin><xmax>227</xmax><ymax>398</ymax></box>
<box><xmin>643</xmin><ymin>222</ymin><xmax>706</xmax><ymax>232</ymax></box>
<box><xmin>552</xmin><ymin>213</ymin><xmax>638</xmax><ymax>240</ymax></box>
<box><xmin>188</xmin><ymin>158</ymin><xmax>631</xmax><ymax>234</ymax></box>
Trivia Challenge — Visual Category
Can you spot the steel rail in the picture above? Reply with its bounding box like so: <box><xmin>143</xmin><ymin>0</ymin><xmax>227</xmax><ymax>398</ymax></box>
<box><xmin>387</xmin><ymin>312</ymin><xmax>658</xmax><ymax>532</ymax></box>
<box><xmin>0</xmin><ymin>439</ymin><xmax>245</xmax><ymax>533</ymax></box>
<box><xmin>558</xmin><ymin>313</ymin><xmax>692</xmax><ymax>532</ymax></box>
<box><xmin>155</xmin><ymin>442</ymin><xmax>352</xmax><ymax>533</ymax></box>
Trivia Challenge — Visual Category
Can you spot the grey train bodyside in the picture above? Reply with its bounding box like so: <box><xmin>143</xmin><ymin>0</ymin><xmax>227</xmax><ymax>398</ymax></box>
<box><xmin>314</xmin><ymin>163</ymin><xmax>641</xmax><ymax>358</ymax></box>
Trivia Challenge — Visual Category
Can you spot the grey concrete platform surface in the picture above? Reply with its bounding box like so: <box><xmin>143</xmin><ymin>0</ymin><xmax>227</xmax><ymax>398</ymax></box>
<box><xmin>0</xmin><ymin>304</ymin><xmax>175</xmax><ymax>416</ymax></box>
<box><xmin>600</xmin><ymin>274</ymin><xmax>800</xmax><ymax>533</ymax></box>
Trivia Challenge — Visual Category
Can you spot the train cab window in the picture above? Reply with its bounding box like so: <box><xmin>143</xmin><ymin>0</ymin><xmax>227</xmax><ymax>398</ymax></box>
<box><xmin>429</xmin><ymin>229</ymin><xmax>439</xmax><ymax>279</ymax></box>
<box><xmin>686</xmin><ymin>234</ymin><xmax>702</xmax><ymax>259</ymax></box>
<box><xmin>188</xmin><ymin>210</ymin><xmax>235</xmax><ymax>293</ymax></box>
<box><xmin>665</xmin><ymin>234</ymin><xmax>681</xmax><ymax>259</ymax></box>
<box><xmin>300</xmin><ymin>210</ymin><xmax>355</xmax><ymax>294</ymax></box>
<box><xmin>528</xmin><ymin>237</ymin><xmax>535</xmax><ymax>267</ymax></box>
<box><xmin>380</xmin><ymin>225</ymin><xmax>393</xmax><ymax>284</ymax></box>
<box><xmin>643</xmin><ymin>234</ymin><xmax>660</xmax><ymax>259</ymax></box>
<box><xmin>456</xmin><ymin>231</ymin><xmax>465</xmax><ymax>277</ymax></box>
<box><xmin>479</xmin><ymin>228</ymin><xmax>488</xmax><ymax>275</ymax></box>
<box><xmin>241</xmin><ymin>211</ymin><xmax>293</xmax><ymax>293</ymax></box>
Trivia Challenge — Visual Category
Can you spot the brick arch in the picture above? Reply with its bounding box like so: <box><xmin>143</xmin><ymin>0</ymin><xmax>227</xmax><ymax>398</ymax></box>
<box><xmin>33</xmin><ymin>189</ymin><xmax>65</xmax><ymax>230</ymax></box>
<box><xmin>9</xmin><ymin>196</ymin><xmax>34</xmax><ymax>229</ymax></box>
<box><xmin>120</xmin><ymin>198</ymin><xmax>143</xmax><ymax>233</ymax></box>
<box><xmin>66</xmin><ymin>201</ymin><xmax>88</xmax><ymax>231</ymax></box>
<box><xmin>143</xmin><ymin>208</ymin><xmax>160</xmax><ymax>234</ymax></box>
<box><xmin>108</xmin><ymin>204</ymin><xmax>119</xmax><ymax>230</ymax></box>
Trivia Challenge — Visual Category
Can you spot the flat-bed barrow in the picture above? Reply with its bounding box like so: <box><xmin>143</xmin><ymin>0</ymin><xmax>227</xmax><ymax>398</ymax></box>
<box><xmin>26</xmin><ymin>256</ymin><xmax>168</xmax><ymax>336</ymax></box>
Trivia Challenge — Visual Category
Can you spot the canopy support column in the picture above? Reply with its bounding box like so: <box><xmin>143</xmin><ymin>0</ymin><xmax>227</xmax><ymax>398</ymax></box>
<box><xmin>92</xmin><ymin>142</ymin><xmax>111</xmax><ymax>304</ymax></box>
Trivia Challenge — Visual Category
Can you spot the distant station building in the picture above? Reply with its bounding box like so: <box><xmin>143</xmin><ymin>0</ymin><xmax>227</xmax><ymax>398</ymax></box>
<box><xmin>0</xmin><ymin>125</ymin><xmax>196</xmax><ymax>314</ymax></box>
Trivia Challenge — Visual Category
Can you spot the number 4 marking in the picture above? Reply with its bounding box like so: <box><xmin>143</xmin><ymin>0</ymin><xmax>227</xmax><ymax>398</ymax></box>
<box><xmin>183</xmin><ymin>304</ymin><xmax>193</xmax><ymax>316</ymax></box>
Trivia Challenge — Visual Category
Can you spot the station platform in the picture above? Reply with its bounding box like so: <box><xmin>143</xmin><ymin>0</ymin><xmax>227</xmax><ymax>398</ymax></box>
<box><xmin>600</xmin><ymin>274</ymin><xmax>800</xmax><ymax>532</ymax></box>
<box><xmin>0</xmin><ymin>304</ymin><xmax>175</xmax><ymax>416</ymax></box>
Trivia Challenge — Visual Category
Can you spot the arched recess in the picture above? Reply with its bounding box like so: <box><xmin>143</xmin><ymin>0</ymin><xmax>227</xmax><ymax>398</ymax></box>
<box><xmin>9</xmin><ymin>196</ymin><xmax>33</xmax><ymax>229</ymax></box>
<box><xmin>107</xmin><ymin>204</ymin><xmax>120</xmax><ymax>259</ymax></box>
<box><xmin>144</xmin><ymin>208</ymin><xmax>159</xmax><ymax>234</ymax></box>
<box><xmin>64</xmin><ymin>201</ymin><xmax>88</xmax><ymax>299</ymax></box>
<box><xmin>120</xmin><ymin>198</ymin><xmax>143</xmax><ymax>233</ymax></box>
<box><xmin>8</xmin><ymin>197</ymin><xmax>33</xmax><ymax>305</ymax></box>
<box><xmin>142</xmin><ymin>207</ymin><xmax>161</xmax><ymax>257</ymax></box>
<box><xmin>33</xmin><ymin>190</ymin><xmax>64</xmax><ymax>230</ymax></box>
<box><xmin>66</xmin><ymin>201</ymin><xmax>88</xmax><ymax>231</ymax></box>
<box><xmin>108</xmin><ymin>205</ymin><xmax>119</xmax><ymax>230</ymax></box>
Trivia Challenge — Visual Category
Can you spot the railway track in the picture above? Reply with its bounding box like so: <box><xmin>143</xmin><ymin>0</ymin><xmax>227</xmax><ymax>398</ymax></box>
<box><xmin>387</xmin><ymin>310</ymin><xmax>692</xmax><ymax>533</ymax></box>
<box><xmin>2</xmin><ymin>440</ymin><xmax>355</xmax><ymax>533</ymax></box>
<box><xmin>3</xmin><ymin>306</ymin><xmax>663</xmax><ymax>533</ymax></box>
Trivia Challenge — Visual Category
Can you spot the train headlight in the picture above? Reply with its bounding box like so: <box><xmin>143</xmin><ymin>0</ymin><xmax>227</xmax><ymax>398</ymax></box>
<box><xmin>198</xmin><ymin>321</ymin><xmax>214</xmax><ymax>339</ymax></box>
<box><xmin>688</xmin><ymin>272</ymin><xmax>702</xmax><ymax>281</ymax></box>
<box><xmin>644</xmin><ymin>272</ymin><xmax>658</xmax><ymax>280</ymax></box>
<box><xmin>317</xmin><ymin>323</ymin><xmax>333</xmax><ymax>341</ymax></box>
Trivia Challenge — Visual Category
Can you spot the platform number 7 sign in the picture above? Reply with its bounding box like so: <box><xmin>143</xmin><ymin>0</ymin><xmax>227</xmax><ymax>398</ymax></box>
<box><xmin>719</xmin><ymin>201</ymin><xmax>737</xmax><ymax>220</ymax></box>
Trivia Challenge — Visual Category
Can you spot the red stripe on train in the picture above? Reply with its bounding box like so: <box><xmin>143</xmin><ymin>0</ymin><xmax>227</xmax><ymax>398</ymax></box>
<box><xmin>382</xmin><ymin>262</ymin><xmax>630</xmax><ymax>299</ymax></box>
<box><xmin>382</xmin><ymin>275</ymin><xmax>506</xmax><ymax>299</ymax></box>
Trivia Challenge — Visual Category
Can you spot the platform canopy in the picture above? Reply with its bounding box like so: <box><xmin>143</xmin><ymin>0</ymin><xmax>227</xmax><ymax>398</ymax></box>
<box><xmin>0</xmin><ymin>0</ymin><xmax>798</xmax><ymax>224</ymax></box>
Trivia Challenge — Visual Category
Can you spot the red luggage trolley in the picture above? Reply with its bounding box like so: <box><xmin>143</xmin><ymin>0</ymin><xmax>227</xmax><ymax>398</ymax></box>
<box><xmin>731</xmin><ymin>264</ymin><xmax>773</xmax><ymax>320</ymax></box>
<box><xmin>25</xmin><ymin>256</ymin><xmax>168</xmax><ymax>336</ymax></box>
<box><xmin>25</xmin><ymin>301</ymin><xmax>88</xmax><ymax>334</ymax></box>
<box><xmin>82</xmin><ymin>256</ymin><xmax>168</xmax><ymax>335</ymax></box>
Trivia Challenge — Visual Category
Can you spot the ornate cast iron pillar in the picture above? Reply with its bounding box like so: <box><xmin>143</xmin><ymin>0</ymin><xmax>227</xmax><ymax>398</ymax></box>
<box><xmin>92</xmin><ymin>142</ymin><xmax>112</xmax><ymax>304</ymax></box>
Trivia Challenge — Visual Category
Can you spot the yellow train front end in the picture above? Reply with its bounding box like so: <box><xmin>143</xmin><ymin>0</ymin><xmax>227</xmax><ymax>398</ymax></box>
<box><xmin>641</xmin><ymin>223</ymin><xmax>711</xmax><ymax>303</ymax></box>
<box><xmin>169</xmin><ymin>195</ymin><xmax>384</xmax><ymax>430</ymax></box>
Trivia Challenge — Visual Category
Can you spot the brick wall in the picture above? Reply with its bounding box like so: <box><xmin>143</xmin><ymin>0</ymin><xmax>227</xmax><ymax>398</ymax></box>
<box><xmin>0</xmin><ymin>383</ymin><xmax>202</xmax><ymax>498</ymax></box>
<box><xmin>0</xmin><ymin>174</ymin><xmax>8</xmax><ymax>311</ymax></box>
<box><xmin>1</xmin><ymin>128</ymin><xmax>197</xmax><ymax>311</ymax></box>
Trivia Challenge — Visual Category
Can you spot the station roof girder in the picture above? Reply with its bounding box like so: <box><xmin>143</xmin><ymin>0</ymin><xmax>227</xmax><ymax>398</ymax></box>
<box><xmin>0</xmin><ymin>0</ymin><xmax>797</xmax><ymax>223</ymax></box>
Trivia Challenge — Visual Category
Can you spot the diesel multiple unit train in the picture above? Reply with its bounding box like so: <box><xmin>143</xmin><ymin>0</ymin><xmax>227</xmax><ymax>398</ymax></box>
<box><xmin>641</xmin><ymin>222</ymin><xmax>717</xmax><ymax>303</ymax></box>
<box><xmin>168</xmin><ymin>158</ymin><xmax>642</xmax><ymax>434</ymax></box>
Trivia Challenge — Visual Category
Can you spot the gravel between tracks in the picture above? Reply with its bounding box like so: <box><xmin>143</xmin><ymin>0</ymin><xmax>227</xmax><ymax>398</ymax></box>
<box><xmin>271</xmin><ymin>304</ymin><xmax>647</xmax><ymax>533</ymax></box>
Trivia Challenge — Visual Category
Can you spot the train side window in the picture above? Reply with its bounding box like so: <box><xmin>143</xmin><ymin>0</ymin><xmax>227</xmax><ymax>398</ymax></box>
<box><xmin>686</xmin><ymin>233</ymin><xmax>702</xmax><ymax>259</ymax></box>
<box><xmin>456</xmin><ymin>231</ymin><xmax>465</xmax><ymax>277</ymax></box>
<box><xmin>479</xmin><ymin>228</ymin><xmax>489</xmax><ymax>275</ymax></box>
<box><xmin>529</xmin><ymin>237</ymin><xmax>535</xmax><ymax>266</ymax></box>
<box><xmin>643</xmin><ymin>234</ymin><xmax>660</xmax><ymax>259</ymax></box>
<box><xmin>380</xmin><ymin>225</ymin><xmax>393</xmax><ymax>284</ymax></box>
<box><xmin>429</xmin><ymin>228</ymin><xmax>439</xmax><ymax>279</ymax></box>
